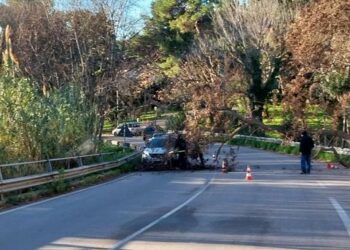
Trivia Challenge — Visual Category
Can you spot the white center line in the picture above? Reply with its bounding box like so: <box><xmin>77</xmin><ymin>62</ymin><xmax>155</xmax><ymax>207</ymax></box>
<box><xmin>329</xmin><ymin>197</ymin><xmax>350</xmax><ymax>236</ymax></box>
<box><xmin>110</xmin><ymin>174</ymin><xmax>216</xmax><ymax>250</ymax></box>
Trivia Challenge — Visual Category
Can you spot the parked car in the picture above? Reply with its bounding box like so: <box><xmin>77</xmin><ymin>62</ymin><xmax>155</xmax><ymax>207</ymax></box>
<box><xmin>141</xmin><ymin>134</ymin><xmax>178</xmax><ymax>169</ymax></box>
<box><xmin>112</xmin><ymin>122</ymin><xmax>142</xmax><ymax>137</ymax></box>
<box><xmin>127</xmin><ymin>122</ymin><xmax>143</xmax><ymax>135</ymax></box>
<box><xmin>112</xmin><ymin>124</ymin><xmax>133</xmax><ymax>137</ymax></box>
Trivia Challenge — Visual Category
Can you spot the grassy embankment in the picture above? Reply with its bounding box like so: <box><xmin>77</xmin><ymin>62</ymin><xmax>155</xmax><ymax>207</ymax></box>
<box><xmin>263</xmin><ymin>104</ymin><xmax>333</xmax><ymax>138</ymax></box>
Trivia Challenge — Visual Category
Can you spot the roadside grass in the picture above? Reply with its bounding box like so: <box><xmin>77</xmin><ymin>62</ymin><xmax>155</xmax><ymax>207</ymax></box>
<box><xmin>139</xmin><ymin>111</ymin><xmax>179</xmax><ymax>121</ymax></box>
<box><xmin>103</xmin><ymin>120</ymin><xmax>114</xmax><ymax>133</ymax></box>
<box><xmin>139</xmin><ymin>111</ymin><xmax>157</xmax><ymax>121</ymax></box>
<box><xmin>1</xmin><ymin>144</ymin><xmax>140</xmax><ymax>209</ymax></box>
<box><xmin>263</xmin><ymin>104</ymin><xmax>333</xmax><ymax>138</ymax></box>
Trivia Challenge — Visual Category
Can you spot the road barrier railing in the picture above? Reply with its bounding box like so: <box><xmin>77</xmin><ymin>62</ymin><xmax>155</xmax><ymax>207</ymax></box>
<box><xmin>0</xmin><ymin>152</ymin><xmax>141</xmax><ymax>198</ymax></box>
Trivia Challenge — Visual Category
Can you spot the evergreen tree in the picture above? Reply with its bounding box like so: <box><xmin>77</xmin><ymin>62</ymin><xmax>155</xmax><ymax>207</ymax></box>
<box><xmin>142</xmin><ymin>0</ymin><xmax>216</xmax><ymax>76</ymax></box>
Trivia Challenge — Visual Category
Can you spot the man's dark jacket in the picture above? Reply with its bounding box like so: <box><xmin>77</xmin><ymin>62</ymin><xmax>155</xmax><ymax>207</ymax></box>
<box><xmin>299</xmin><ymin>135</ymin><xmax>314</xmax><ymax>155</ymax></box>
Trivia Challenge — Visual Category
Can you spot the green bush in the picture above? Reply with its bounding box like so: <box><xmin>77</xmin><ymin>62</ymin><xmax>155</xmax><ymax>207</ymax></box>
<box><xmin>0</xmin><ymin>75</ymin><xmax>97</xmax><ymax>163</ymax></box>
<box><xmin>50</xmin><ymin>169</ymin><xmax>69</xmax><ymax>194</ymax></box>
<box><xmin>317</xmin><ymin>151</ymin><xmax>336</xmax><ymax>162</ymax></box>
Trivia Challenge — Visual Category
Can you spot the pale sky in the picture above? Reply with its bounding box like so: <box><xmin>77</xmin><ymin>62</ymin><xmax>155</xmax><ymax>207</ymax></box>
<box><xmin>55</xmin><ymin>0</ymin><xmax>153</xmax><ymax>17</ymax></box>
<box><xmin>0</xmin><ymin>0</ymin><xmax>153</xmax><ymax>18</ymax></box>
<box><xmin>0</xmin><ymin>0</ymin><xmax>153</xmax><ymax>36</ymax></box>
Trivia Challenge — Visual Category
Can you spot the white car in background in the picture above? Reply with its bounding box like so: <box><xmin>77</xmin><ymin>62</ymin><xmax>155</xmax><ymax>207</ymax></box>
<box><xmin>112</xmin><ymin>122</ymin><xmax>143</xmax><ymax>136</ymax></box>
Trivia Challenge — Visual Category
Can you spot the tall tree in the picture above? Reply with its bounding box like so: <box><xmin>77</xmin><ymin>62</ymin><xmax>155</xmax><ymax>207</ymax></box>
<box><xmin>213</xmin><ymin>0</ymin><xmax>294</xmax><ymax>122</ymax></box>
<box><xmin>142</xmin><ymin>0</ymin><xmax>216</xmax><ymax>77</ymax></box>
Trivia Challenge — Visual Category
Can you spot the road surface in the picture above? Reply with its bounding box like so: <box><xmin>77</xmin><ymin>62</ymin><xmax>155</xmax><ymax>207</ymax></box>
<box><xmin>0</xmin><ymin>146</ymin><xmax>349</xmax><ymax>250</ymax></box>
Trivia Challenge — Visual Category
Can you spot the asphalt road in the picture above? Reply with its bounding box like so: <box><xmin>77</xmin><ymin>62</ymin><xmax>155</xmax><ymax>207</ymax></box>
<box><xmin>1</xmin><ymin>146</ymin><xmax>350</xmax><ymax>250</ymax></box>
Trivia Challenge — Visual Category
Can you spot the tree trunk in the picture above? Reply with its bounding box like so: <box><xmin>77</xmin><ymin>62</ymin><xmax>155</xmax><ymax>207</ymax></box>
<box><xmin>98</xmin><ymin>114</ymin><xmax>104</xmax><ymax>143</ymax></box>
<box><xmin>251</xmin><ymin>100</ymin><xmax>264</xmax><ymax>122</ymax></box>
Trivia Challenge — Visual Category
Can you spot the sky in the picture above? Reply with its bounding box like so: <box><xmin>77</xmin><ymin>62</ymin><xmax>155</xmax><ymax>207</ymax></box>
<box><xmin>0</xmin><ymin>0</ymin><xmax>153</xmax><ymax>18</ymax></box>
<box><xmin>56</xmin><ymin>0</ymin><xmax>153</xmax><ymax>18</ymax></box>
<box><xmin>0</xmin><ymin>0</ymin><xmax>153</xmax><ymax>36</ymax></box>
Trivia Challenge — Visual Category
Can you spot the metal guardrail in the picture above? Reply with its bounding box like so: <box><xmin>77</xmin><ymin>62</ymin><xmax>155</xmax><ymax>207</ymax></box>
<box><xmin>0</xmin><ymin>152</ymin><xmax>141</xmax><ymax>197</ymax></box>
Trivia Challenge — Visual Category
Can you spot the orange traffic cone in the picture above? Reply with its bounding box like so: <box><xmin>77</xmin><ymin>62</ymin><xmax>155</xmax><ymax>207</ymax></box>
<box><xmin>245</xmin><ymin>165</ymin><xmax>253</xmax><ymax>181</ymax></box>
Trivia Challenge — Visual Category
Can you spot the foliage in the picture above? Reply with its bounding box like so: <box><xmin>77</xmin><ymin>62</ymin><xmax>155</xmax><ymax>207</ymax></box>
<box><xmin>285</xmin><ymin>0</ymin><xmax>350</xmax><ymax>134</ymax></box>
<box><xmin>0</xmin><ymin>0</ymin><xmax>142</xmax><ymax>140</ymax></box>
<box><xmin>50</xmin><ymin>168</ymin><xmax>69</xmax><ymax>194</ymax></box>
<box><xmin>140</xmin><ymin>0</ymin><xmax>215</xmax><ymax>77</ymax></box>
<box><xmin>165</xmin><ymin>112</ymin><xmax>185</xmax><ymax>131</ymax></box>
<box><xmin>98</xmin><ymin>142</ymin><xmax>133</xmax><ymax>155</ymax></box>
<box><xmin>0</xmin><ymin>74</ymin><xmax>96</xmax><ymax>162</ymax></box>
<box><xmin>213</xmin><ymin>0</ymin><xmax>295</xmax><ymax>121</ymax></box>
<box><xmin>287</xmin><ymin>0</ymin><xmax>350</xmax><ymax>72</ymax></box>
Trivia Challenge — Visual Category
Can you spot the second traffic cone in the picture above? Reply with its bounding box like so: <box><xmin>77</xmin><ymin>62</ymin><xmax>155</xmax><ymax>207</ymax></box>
<box><xmin>245</xmin><ymin>165</ymin><xmax>253</xmax><ymax>181</ymax></box>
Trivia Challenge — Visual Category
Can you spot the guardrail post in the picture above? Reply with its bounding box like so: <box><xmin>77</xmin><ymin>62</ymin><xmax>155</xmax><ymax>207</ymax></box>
<box><xmin>47</xmin><ymin>159</ymin><xmax>53</xmax><ymax>173</ymax></box>
<box><xmin>78</xmin><ymin>156</ymin><xmax>83</xmax><ymax>167</ymax></box>
<box><xmin>99</xmin><ymin>153</ymin><xmax>104</xmax><ymax>162</ymax></box>
<box><xmin>0</xmin><ymin>167</ymin><xmax>3</xmax><ymax>181</ymax></box>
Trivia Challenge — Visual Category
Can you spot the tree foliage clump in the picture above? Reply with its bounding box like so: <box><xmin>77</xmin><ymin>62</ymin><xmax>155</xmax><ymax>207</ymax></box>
<box><xmin>142</xmin><ymin>0</ymin><xmax>215</xmax><ymax>77</ymax></box>
<box><xmin>0</xmin><ymin>74</ymin><xmax>96</xmax><ymax>162</ymax></box>
<box><xmin>285</xmin><ymin>0</ymin><xmax>350</xmax><ymax>133</ymax></box>
<box><xmin>0</xmin><ymin>23</ymin><xmax>87</xmax><ymax>163</ymax></box>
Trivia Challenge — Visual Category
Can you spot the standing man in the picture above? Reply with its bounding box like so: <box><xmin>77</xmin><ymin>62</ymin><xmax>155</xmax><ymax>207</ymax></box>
<box><xmin>175</xmin><ymin>134</ymin><xmax>187</xmax><ymax>169</ymax></box>
<box><xmin>299</xmin><ymin>131</ymin><xmax>314</xmax><ymax>174</ymax></box>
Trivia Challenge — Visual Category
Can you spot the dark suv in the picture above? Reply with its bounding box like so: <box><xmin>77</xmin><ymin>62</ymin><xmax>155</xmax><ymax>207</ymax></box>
<box><xmin>141</xmin><ymin>134</ymin><xmax>177</xmax><ymax>169</ymax></box>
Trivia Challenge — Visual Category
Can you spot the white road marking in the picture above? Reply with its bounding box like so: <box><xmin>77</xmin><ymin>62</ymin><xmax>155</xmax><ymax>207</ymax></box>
<box><xmin>0</xmin><ymin>173</ymin><xmax>136</xmax><ymax>216</ymax></box>
<box><xmin>329</xmin><ymin>197</ymin><xmax>350</xmax><ymax>236</ymax></box>
<box><xmin>110</xmin><ymin>174</ymin><xmax>216</xmax><ymax>250</ymax></box>
<box><xmin>317</xmin><ymin>181</ymin><xmax>326</xmax><ymax>188</ymax></box>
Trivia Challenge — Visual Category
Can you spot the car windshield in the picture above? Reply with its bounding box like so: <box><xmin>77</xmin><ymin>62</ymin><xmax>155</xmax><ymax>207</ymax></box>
<box><xmin>144</xmin><ymin>126</ymin><xmax>155</xmax><ymax>134</ymax></box>
<box><xmin>147</xmin><ymin>137</ymin><xmax>167</xmax><ymax>148</ymax></box>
